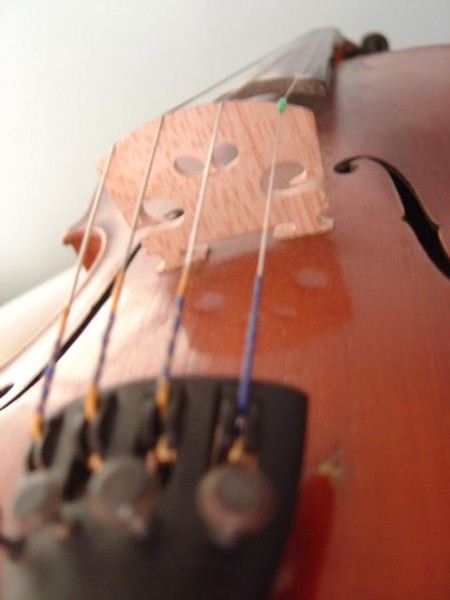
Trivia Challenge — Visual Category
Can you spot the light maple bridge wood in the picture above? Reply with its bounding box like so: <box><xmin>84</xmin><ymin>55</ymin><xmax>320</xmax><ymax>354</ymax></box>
<box><xmin>99</xmin><ymin>100</ymin><xmax>331</xmax><ymax>270</ymax></box>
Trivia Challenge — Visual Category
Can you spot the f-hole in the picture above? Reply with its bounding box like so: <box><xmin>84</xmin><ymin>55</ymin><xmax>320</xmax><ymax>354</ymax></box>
<box><xmin>335</xmin><ymin>157</ymin><xmax>450</xmax><ymax>279</ymax></box>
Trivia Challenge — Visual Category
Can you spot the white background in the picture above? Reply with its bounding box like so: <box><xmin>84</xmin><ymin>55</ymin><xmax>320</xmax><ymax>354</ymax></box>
<box><xmin>1</xmin><ymin>0</ymin><xmax>449</xmax><ymax>303</ymax></box>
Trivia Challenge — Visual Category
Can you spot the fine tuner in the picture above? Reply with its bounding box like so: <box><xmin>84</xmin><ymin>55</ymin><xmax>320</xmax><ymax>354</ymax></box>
<box><xmin>6</xmin><ymin>378</ymin><xmax>307</xmax><ymax>600</ymax></box>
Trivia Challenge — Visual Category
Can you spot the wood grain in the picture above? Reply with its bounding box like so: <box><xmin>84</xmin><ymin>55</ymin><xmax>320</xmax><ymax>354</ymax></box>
<box><xmin>99</xmin><ymin>100</ymin><xmax>331</xmax><ymax>270</ymax></box>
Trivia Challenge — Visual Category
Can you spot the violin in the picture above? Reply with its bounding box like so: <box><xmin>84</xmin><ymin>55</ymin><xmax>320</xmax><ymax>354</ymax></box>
<box><xmin>0</xmin><ymin>28</ymin><xmax>449</xmax><ymax>599</ymax></box>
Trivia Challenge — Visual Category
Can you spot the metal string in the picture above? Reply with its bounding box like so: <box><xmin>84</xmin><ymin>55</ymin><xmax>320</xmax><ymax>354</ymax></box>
<box><xmin>84</xmin><ymin>116</ymin><xmax>165</xmax><ymax>422</ymax></box>
<box><xmin>155</xmin><ymin>100</ymin><xmax>225</xmax><ymax>415</ymax></box>
<box><xmin>154</xmin><ymin>81</ymin><xmax>300</xmax><ymax>418</ymax></box>
<box><xmin>31</xmin><ymin>144</ymin><xmax>116</xmax><ymax>440</ymax></box>
<box><xmin>166</xmin><ymin>36</ymin><xmax>300</xmax><ymax>114</ymax></box>
<box><xmin>150</xmin><ymin>39</ymin><xmax>303</xmax><ymax>417</ymax></box>
<box><xmin>30</xmin><ymin>40</ymin><xmax>303</xmax><ymax>438</ymax></box>
<box><xmin>236</xmin><ymin>78</ymin><xmax>299</xmax><ymax>415</ymax></box>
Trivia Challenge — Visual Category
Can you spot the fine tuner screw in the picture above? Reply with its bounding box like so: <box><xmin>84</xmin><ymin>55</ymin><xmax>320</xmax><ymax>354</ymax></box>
<box><xmin>88</xmin><ymin>456</ymin><xmax>161</xmax><ymax>537</ymax></box>
<box><xmin>196</xmin><ymin>464</ymin><xmax>276</xmax><ymax>548</ymax></box>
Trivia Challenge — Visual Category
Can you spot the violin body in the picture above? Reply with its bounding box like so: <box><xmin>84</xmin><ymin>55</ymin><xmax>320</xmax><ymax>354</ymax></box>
<box><xmin>0</xmin><ymin>33</ymin><xmax>449</xmax><ymax>599</ymax></box>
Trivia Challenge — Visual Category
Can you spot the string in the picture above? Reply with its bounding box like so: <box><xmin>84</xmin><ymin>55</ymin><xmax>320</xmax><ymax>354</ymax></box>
<box><xmin>154</xmin><ymin>79</ymin><xmax>299</xmax><ymax>418</ymax></box>
<box><xmin>166</xmin><ymin>36</ymin><xmax>301</xmax><ymax>115</ymax></box>
<box><xmin>31</xmin><ymin>144</ymin><xmax>116</xmax><ymax>440</ymax></box>
<box><xmin>155</xmin><ymin>100</ymin><xmax>225</xmax><ymax>415</ymax></box>
<box><xmin>84</xmin><ymin>116</ymin><xmax>165</xmax><ymax>422</ymax></box>
<box><xmin>236</xmin><ymin>78</ymin><xmax>298</xmax><ymax>415</ymax></box>
<box><xmin>30</xmin><ymin>39</ymin><xmax>303</xmax><ymax>439</ymax></box>
<box><xmin>151</xmin><ymin>40</ymin><xmax>300</xmax><ymax>417</ymax></box>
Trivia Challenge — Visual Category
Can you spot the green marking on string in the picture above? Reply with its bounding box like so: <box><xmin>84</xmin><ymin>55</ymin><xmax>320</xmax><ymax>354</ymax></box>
<box><xmin>277</xmin><ymin>96</ymin><xmax>287</xmax><ymax>113</ymax></box>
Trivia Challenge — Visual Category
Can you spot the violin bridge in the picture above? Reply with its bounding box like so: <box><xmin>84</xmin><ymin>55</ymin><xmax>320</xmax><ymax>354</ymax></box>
<box><xmin>98</xmin><ymin>100</ymin><xmax>332</xmax><ymax>271</ymax></box>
